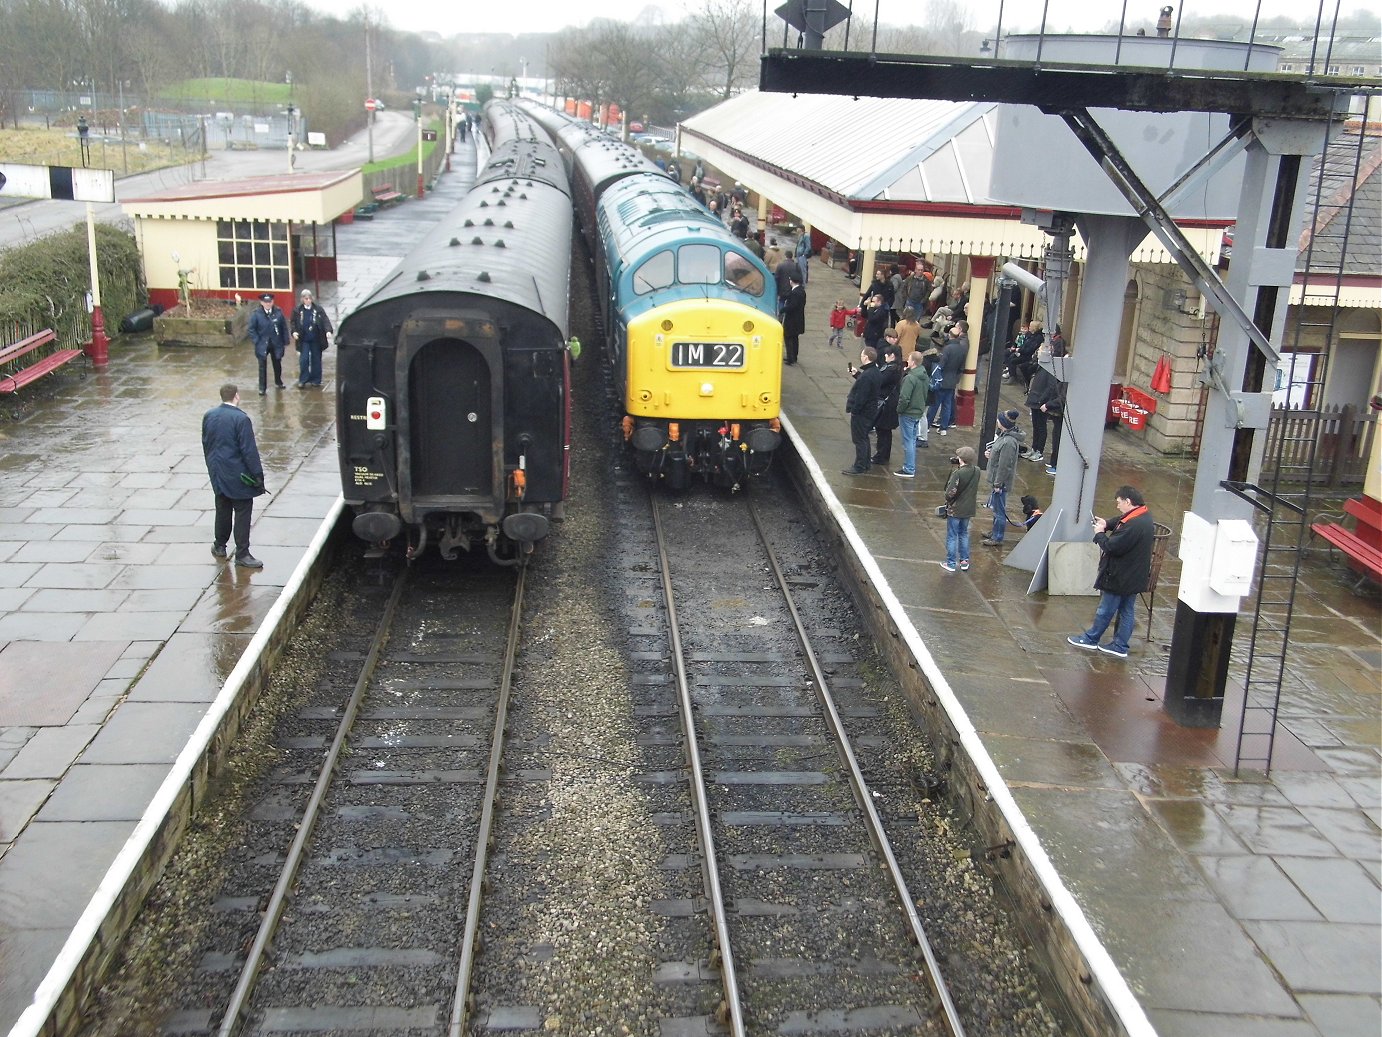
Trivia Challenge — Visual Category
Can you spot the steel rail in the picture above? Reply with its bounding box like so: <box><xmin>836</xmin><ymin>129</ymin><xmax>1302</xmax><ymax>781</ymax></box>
<box><xmin>448</xmin><ymin>564</ymin><xmax>529</xmax><ymax>1034</ymax></box>
<box><xmin>746</xmin><ymin>500</ymin><xmax>969</xmax><ymax>1036</ymax></box>
<box><xmin>650</xmin><ymin>494</ymin><xmax>747</xmax><ymax>1037</ymax></box>
<box><xmin>216</xmin><ymin>568</ymin><xmax>411</xmax><ymax>1037</ymax></box>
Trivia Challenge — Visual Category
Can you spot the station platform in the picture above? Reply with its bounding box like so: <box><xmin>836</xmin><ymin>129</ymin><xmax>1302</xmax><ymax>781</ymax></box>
<box><xmin>777</xmin><ymin>257</ymin><xmax>1380</xmax><ymax>1036</ymax></box>
<box><xmin>0</xmin><ymin>177</ymin><xmax>1377</xmax><ymax>1037</ymax></box>
<box><xmin>0</xmin><ymin>158</ymin><xmax>479</xmax><ymax>1037</ymax></box>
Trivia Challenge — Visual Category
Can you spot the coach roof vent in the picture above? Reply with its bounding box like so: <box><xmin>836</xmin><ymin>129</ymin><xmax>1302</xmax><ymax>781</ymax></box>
<box><xmin>476</xmin><ymin>271</ymin><xmax>492</xmax><ymax>282</ymax></box>
<box><xmin>416</xmin><ymin>270</ymin><xmax>431</xmax><ymax>282</ymax></box>
<box><xmin>449</xmin><ymin>237</ymin><xmax>461</xmax><ymax>246</ymax></box>
<box><xmin>472</xmin><ymin>236</ymin><xmax>484</xmax><ymax>244</ymax></box>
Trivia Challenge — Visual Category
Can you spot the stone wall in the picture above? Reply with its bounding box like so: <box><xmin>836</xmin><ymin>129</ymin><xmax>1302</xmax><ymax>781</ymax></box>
<box><xmin>1126</xmin><ymin>265</ymin><xmax>1208</xmax><ymax>455</ymax></box>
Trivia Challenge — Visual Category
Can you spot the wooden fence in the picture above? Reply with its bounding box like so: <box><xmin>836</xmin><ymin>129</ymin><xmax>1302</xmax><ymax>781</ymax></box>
<box><xmin>1265</xmin><ymin>403</ymin><xmax>1377</xmax><ymax>488</ymax></box>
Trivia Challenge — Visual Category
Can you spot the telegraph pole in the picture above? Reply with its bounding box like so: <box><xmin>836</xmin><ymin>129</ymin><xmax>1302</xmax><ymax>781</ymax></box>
<box><xmin>365</xmin><ymin>13</ymin><xmax>375</xmax><ymax>163</ymax></box>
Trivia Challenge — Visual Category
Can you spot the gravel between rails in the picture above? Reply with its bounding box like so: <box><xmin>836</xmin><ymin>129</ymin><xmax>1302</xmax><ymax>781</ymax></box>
<box><xmin>78</xmin><ymin>242</ymin><xmax>1073</xmax><ymax>1037</ymax></box>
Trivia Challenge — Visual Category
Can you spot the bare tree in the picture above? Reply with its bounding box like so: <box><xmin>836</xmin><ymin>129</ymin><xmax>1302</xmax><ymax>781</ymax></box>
<box><xmin>690</xmin><ymin>0</ymin><xmax>760</xmax><ymax>99</ymax></box>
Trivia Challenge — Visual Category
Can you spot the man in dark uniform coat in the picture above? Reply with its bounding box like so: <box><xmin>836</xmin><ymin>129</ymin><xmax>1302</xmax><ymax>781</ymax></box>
<box><xmin>247</xmin><ymin>292</ymin><xmax>288</xmax><ymax>394</ymax></box>
<box><xmin>781</xmin><ymin>275</ymin><xmax>806</xmax><ymax>366</ymax></box>
<box><xmin>202</xmin><ymin>384</ymin><xmax>267</xmax><ymax>568</ymax></box>
<box><xmin>1068</xmin><ymin>485</ymin><xmax>1155</xmax><ymax>658</ymax></box>
<box><xmin>843</xmin><ymin>346</ymin><xmax>886</xmax><ymax>475</ymax></box>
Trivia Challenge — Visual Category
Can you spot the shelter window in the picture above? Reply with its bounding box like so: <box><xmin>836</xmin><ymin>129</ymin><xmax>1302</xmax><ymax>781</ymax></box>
<box><xmin>216</xmin><ymin>219</ymin><xmax>290</xmax><ymax>292</ymax></box>
<box><xmin>632</xmin><ymin>250</ymin><xmax>674</xmax><ymax>294</ymax></box>
<box><xmin>678</xmin><ymin>243</ymin><xmax>720</xmax><ymax>286</ymax></box>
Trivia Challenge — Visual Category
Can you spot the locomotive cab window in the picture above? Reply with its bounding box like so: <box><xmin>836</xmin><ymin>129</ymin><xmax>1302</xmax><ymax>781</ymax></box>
<box><xmin>633</xmin><ymin>250</ymin><xmax>674</xmax><ymax>295</ymax></box>
<box><xmin>724</xmin><ymin>252</ymin><xmax>765</xmax><ymax>297</ymax></box>
<box><xmin>678</xmin><ymin>243</ymin><xmax>720</xmax><ymax>286</ymax></box>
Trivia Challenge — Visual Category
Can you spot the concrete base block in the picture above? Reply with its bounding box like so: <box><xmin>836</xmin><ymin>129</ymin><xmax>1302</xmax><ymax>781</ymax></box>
<box><xmin>1048</xmin><ymin>541</ymin><xmax>1101</xmax><ymax>596</ymax></box>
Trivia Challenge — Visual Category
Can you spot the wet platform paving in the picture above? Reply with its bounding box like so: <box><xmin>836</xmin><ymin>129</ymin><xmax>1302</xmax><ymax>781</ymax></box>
<box><xmin>0</xmin><ymin>145</ymin><xmax>481</xmax><ymax>1036</ymax></box>
<box><xmin>779</xmin><ymin>257</ymin><xmax>1380</xmax><ymax>1035</ymax></box>
<box><xmin>0</xmin><ymin>152</ymin><xmax>1377</xmax><ymax>1035</ymax></box>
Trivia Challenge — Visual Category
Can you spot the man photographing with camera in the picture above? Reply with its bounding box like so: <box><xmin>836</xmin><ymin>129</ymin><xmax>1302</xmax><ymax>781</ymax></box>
<box><xmin>843</xmin><ymin>346</ymin><xmax>885</xmax><ymax>475</ymax></box>
<box><xmin>1067</xmin><ymin>485</ymin><xmax>1155</xmax><ymax>659</ymax></box>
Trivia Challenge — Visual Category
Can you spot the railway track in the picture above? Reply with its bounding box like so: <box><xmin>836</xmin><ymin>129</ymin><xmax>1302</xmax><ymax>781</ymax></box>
<box><xmin>638</xmin><ymin>487</ymin><xmax>967</xmax><ymax>1035</ymax></box>
<box><xmin>187</xmin><ymin>560</ymin><xmax>528</xmax><ymax>1037</ymax></box>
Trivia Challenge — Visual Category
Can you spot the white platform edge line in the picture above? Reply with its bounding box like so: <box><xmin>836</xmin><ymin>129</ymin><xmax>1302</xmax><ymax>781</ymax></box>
<box><xmin>8</xmin><ymin>494</ymin><xmax>346</xmax><ymax>1037</ymax></box>
<box><xmin>779</xmin><ymin>411</ymin><xmax>1158</xmax><ymax>1037</ymax></box>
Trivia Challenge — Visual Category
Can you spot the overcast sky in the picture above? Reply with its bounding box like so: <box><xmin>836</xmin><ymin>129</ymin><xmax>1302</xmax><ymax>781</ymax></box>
<box><xmin>305</xmin><ymin>0</ymin><xmax>1379</xmax><ymax>41</ymax></box>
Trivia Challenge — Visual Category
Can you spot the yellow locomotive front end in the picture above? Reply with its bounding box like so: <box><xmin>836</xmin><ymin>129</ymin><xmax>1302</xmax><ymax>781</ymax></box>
<box><xmin>622</xmin><ymin>298</ymin><xmax>783</xmax><ymax>489</ymax></box>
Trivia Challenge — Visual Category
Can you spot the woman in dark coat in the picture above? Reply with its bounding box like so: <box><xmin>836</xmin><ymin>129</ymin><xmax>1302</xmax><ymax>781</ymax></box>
<box><xmin>871</xmin><ymin>338</ymin><xmax>903</xmax><ymax>464</ymax></box>
<box><xmin>781</xmin><ymin>276</ymin><xmax>806</xmax><ymax>365</ymax></box>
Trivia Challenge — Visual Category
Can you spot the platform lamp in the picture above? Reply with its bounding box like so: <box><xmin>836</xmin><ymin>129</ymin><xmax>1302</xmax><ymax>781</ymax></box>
<box><xmin>413</xmin><ymin>91</ymin><xmax>424</xmax><ymax>200</ymax></box>
<box><xmin>285</xmin><ymin>70</ymin><xmax>296</xmax><ymax>174</ymax></box>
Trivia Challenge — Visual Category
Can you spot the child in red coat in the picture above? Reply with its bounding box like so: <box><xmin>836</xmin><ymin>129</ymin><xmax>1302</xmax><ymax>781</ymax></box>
<box><xmin>829</xmin><ymin>300</ymin><xmax>851</xmax><ymax>349</ymax></box>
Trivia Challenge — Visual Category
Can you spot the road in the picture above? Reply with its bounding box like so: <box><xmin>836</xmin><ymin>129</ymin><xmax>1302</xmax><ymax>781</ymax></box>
<box><xmin>0</xmin><ymin>111</ymin><xmax>419</xmax><ymax>250</ymax></box>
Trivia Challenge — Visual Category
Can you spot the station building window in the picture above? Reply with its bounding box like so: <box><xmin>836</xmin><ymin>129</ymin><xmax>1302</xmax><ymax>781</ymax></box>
<box><xmin>216</xmin><ymin>219</ymin><xmax>290</xmax><ymax>291</ymax></box>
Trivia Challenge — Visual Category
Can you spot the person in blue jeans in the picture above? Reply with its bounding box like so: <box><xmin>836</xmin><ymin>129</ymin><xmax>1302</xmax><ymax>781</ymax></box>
<box><xmin>982</xmin><ymin>409</ymin><xmax>1025</xmax><ymax>546</ymax></box>
<box><xmin>942</xmin><ymin>446</ymin><xmax>979</xmax><ymax>572</ymax></box>
<box><xmin>290</xmin><ymin>289</ymin><xmax>334</xmax><ymax>387</ymax></box>
<box><xmin>893</xmin><ymin>350</ymin><xmax>929</xmax><ymax>477</ymax></box>
<box><xmin>1068</xmin><ymin>486</ymin><xmax>1156</xmax><ymax>658</ymax></box>
<box><xmin>929</xmin><ymin>321</ymin><xmax>967</xmax><ymax>433</ymax></box>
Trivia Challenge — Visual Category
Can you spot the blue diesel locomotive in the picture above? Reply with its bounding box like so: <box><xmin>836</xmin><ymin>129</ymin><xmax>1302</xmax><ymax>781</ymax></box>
<box><xmin>521</xmin><ymin>101</ymin><xmax>783</xmax><ymax>490</ymax></box>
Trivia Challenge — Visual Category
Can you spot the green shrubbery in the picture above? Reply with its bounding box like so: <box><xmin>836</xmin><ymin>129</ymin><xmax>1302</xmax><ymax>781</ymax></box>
<box><xmin>0</xmin><ymin>224</ymin><xmax>144</xmax><ymax>345</ymax></box>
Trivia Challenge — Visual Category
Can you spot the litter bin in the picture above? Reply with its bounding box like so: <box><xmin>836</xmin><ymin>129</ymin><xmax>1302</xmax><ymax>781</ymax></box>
<box><xmin>119</xmin><ymin>305</ymin><xmax>162</xmax><ymax>334</ymax></box>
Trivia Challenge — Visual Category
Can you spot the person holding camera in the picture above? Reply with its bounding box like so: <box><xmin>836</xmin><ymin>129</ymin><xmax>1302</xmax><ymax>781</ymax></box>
<box><xmin>843</xmin><ymin>346</ymin><xmax>886</xmax><ymax>475</ymax></box>
<box><xmin>941</xmin><ymin>446</ymin><xmax>979</xmax><ymax>572</ymax></box>
<box><xmin>982</xmin><ymin>409</ymin><xmax>1025</xmax><ymax>547</ymax></box>
<box><xmin>1068</xmin><ymin>486</ymin><xmax>1155</xmax><ymax>658</ymax></box>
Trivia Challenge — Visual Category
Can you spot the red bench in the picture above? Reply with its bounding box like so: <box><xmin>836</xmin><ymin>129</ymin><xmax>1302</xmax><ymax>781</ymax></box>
<box><xmin>1344</xmin><ymin>496</ymin><xmax>1382</xmax><ymax>550</ymax></box>
<box><xmin>371</xmin><ymin>185</ymin><xmax>403</xmax><ymax>205</ymax></box>
<box><xmin>0</xmin><ymin>329</ymin><xmax>84</xmax><ymax>395</ymax></box>
<box><xmin>1311</xmin><ymin>495</ymin><xmax>1382</xmax><ymax>588</ymax></box>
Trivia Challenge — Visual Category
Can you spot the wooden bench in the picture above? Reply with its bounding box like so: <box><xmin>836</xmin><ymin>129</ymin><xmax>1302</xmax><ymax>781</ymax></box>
<box><xmin>1311</xmin><ymin>498</ymin><xmax>1382</xmax><ymax>588</ymax></box>
<box><xmin>1343</xmin><ymin>496</ymin><xmax>1382</xmax><ymax>550</ymax></box>
<box><xmin>0</xmin><ymin>329</ymin><xmax>84</xmax><ymax>395</ymax></box>
<box><xmin>371</xmin><ymin>185</ymin><xmax>403</xmax><ymax>206</ymax></box>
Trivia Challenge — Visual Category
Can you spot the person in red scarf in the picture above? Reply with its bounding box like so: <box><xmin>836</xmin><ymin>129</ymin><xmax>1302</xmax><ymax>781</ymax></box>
<box><xmin>1067</xmin><ymin>485</ymin><xmax>1155</xmax><ymax>658</ymax></box>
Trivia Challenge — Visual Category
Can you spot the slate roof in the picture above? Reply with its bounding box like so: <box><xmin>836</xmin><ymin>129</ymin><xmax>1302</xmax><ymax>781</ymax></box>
<box><xmin>1298</xmin><ymin>124</ymin><xmax>1382</xmax><ymax>278</ymax></box>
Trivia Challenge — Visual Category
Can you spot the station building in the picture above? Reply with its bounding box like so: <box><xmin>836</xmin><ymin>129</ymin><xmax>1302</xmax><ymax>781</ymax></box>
<box><xmin>121</xmin><ymin>169</ymin><xmax>362</xmax><ymax>314</ymax></box>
